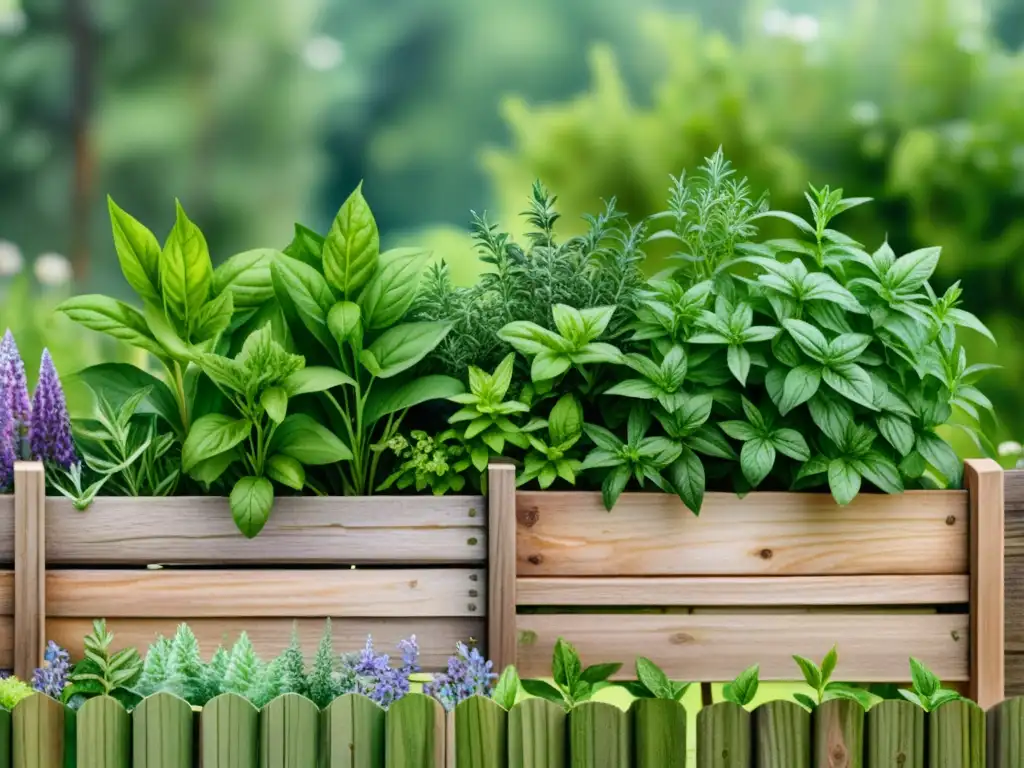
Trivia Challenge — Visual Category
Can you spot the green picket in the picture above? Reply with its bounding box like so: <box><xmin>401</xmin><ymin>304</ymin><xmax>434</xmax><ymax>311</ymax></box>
<box><xmin>929</xmin><ymin>700</ymin><xmax>985</xmax><ymax>768</ymax></box>
<box><xmin>385</xmin><ymin>693</ymin><xmax>445</xmax><ymax>768</ymax></box>
<box><xmin>260</xmin><ymin>693</ymin><xmax>319</xmax><ymax>768</ymax></box>
<box><xmin>0</xmin><ymin>705</ymin><xmax>10</xmax><ymax>768</ymax></box>
<box><xmin>319</xmin><ymin>694</ymin><xmax>385</xmax><ymax>768</ymax></box>
<box><xmin>132</xmin><ymin>692</ymin><xmax>194</xmax><ymax>768</ymax></box>
<box><xmin>866</xmin><ymin>700</ymin><xmax>923</xmax><ymax>768</ymax></box>
<box><xmin>697</xmin><ymin>702</ymin><xmax>751</xmax><ymax>768</ymax></box>
<box><xmin>454</xmin><ymin>696</ymin><xmax>506</xmax><ymax>768</ymax></box>
<box><xmin>507</xmin><ymin>699</ymin><xmax>566</xmax><ymax>768</ymax></box>
<box><xmin>568</xmin><ymin>701</ymin><xmax>630</xmax><ymax>768</ymax></box>
<box><xmin>13</xmin><ymin>693</ymin><xmax>72</xmax><ymax>768</ymax></box>
<box><xmin>631</xmin><ymin>699</ymin><xmax>686</xmax><ymax>768</ymax></box>
<box><xmin>987</xmin><ymin>696</ymin><xmax>1024</xmax><ymax>767</ymax></box>
<box><xmin>77</xmin><ymin>696</ymin><xmax>129</xmax><ymax>768</ymax></box>
<box><xmin>814</xmin><ymin>699</ymin><xmax>863</xmax><ymax>768</ymax></box>
<box><xmin>754</xmin><ymin>700</ymin><xmax>809</xmax><ymax>768</ymax></box>
<box><xmin>202</xmin><ymin>693</ymin><xmax>258</xmax><ymax>768</ymax></box>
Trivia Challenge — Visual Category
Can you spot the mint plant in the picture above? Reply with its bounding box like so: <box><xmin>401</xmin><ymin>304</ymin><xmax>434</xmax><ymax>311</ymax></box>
<box><xmin>619</xmin><ymin>657</ymin><xmax>690</xmax><ymax>702</ymax></box>
<box><xmin>898</xmin><ymin>657</ymin><xmax>962</xmax><ymax>712</ymax></box>
<box><xmin>791</xmin><ymin>645</ymin><xmax>873</xmax><ymax>710</ymax></box>
<box><xmin>722</xmin><ymin>664</ymin><xmax>760</xmax><ymax>707</ymax></box>
<box><xmin>518</xmin><ymin>394</ymin><xmax>585</xmax><ymax>488</ymax></box>
<box><xmin>492</xmin><ymin>665</ymin><xmax>521</xmax><ymax>710</ymax></box>
<box><xmin>520</xmin><ymin>637</ymin><xmax>622</xmax><ymax>710</ymax></box>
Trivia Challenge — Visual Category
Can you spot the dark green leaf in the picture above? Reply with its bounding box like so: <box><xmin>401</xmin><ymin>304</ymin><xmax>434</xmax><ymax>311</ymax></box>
<box><xmin>230</xmin><ymin>476</ymin><xmax>274</xmax><ymax>538</ymax></box>
<box><xmin>270</xmin><ymin>414</ymin><xmax>353</xmax><ymax>464</ymax></box>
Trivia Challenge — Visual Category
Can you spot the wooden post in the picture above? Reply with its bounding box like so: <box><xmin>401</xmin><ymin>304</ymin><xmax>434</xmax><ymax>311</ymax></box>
<box><xmin>14</xmin><ymin>461</ymin><xmax>45</xmax><ymax>680</ymax></box>
<box><xmin>965</xmin><ymin>458</ymin><xmax>1004</xmax><ymax>710</ymax></box>
<box><xmin>487</xmin><ymin>463</ymin><xmax>517</xmax><ymax>674</ymax></box>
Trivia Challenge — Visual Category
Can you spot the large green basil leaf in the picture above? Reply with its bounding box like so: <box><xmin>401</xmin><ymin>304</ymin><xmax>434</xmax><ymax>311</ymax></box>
<box><xmin>189</xmin><ymin>448</ymin><xmax>239</xmax><ymax>486</ymax></box>
<box><xmin>68</xmin><ymin>363</ymin><xmax>182</xmax><ymax>435</ymax></box>
<box><xmin>57</xmin><ymin>295</ymin><xmax>165</xmax><ymax>358</ymax></box>
<box><xmin>266</xmin><ymin>454</ymin><xmax>305</xmax><ymax>491</ymax></box>
<box><xmin>359</xmin><ymin>321</ymin><xmax>452</xmax><ymax>379</ymax></box>
<box><xmin>160</xmin><ymin>201</ymin><xmax>213</xmax><ymax>331</ymax></box>
<box><xmin>260</xmin><ymin>387</ymin><xmax>288</xmax><ymax>424</ymax></box>
<box><xmin>182</xmin><ymin>414</ymin><xmax>251</xmax><ymax>473</ymax></box>
<box><xmin>230</xmin><ymin>476</ymin><xmax>274</xmax><ymax>538</ymax></box>
<box><xmin>270</xmin><ymin>254</ymin><xmax>337</xmax><ymax>355</ymax></box>
<box><xmin>358</xmin><ymin>248</ymin><xmax>430</xmax><ymax>330</ymax></box>
<box><xmin>327</xmin><ymin>301</ymin><xmax>363</xmax><ymax>347</ymax></box>
<box><xmin>270</xmin><ymin>414</ymin><xmax>353</xmax><ymax>464</ymax></box>
<box><xmin>283</xmin><ymin>223</ymin><xmax>325</xmax><ymax>269</ymax></box>
<box><xmin>143</xmin><ymin>302</ymin><xmax>193</xmax><ymax>362</ymax></box>
<box><xmin>282</xmin><ymin>366</ymin><xmax>354</xmax><ymax>396</ymax></box>
<box><xmin>213</xmin><ymin>249</ymin><xmax>278</xmax><ymax>309</ymax></box>
<box><xmin>191</xmin><ymin>291</ymin><xmax>234</xmax><ymax>343</ymax></box>
<box><xmin>322</xmin><ymin>184</ymin><xmax>379</xmax><ymax>298</ymax></box>
<box><xmin>363</xmin><ymin>374</ymin><xmax>465</xmax><ymax>424</ymax></box>
<box><xmin>108</xmin><ymin>197</ymin><xmax>161</xmax><ymax>305</ymax></box>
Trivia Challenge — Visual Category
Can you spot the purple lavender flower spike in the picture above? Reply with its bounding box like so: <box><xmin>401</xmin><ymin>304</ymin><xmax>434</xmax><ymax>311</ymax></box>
<box><xmin>0</xmin><ymin>330</ymin><xmax>31</xmax><ymax>459</ymax></box>
<box><xmin>32</xmin><ymin>641</ymin><xmax>70</xmax><ymax>698</ymax></box>
<box><xmin>0</xmin><ymin>392</ymin><xmax>14</xmax><ymax>491</ymax></box>
<box><xmin>29</xmin><ymin>350</ymin><xmax>76</xmax><ymax>469</ymax></box>
<box><xmin>424</xmin><ymin>642</ymin><xmax>497</xmax><ymax>711</ymax></box>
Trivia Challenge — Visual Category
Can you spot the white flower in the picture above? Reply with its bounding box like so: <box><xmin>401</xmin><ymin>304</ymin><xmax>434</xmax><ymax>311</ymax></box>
<box><xmin>761</xmin><ymin>9</ymin><xmax>791</xmax><ymax>37</ymax></box>
<box><xmin>850</xmin><ymin>101</ymin><xmax>880</xmax><ymax>126</ymax></box>
<box><xmin>998</xmin><ymin>441</ymin><xmax>1023</xmax><ymax>457</ymax></box>
<box><xmin>33</xmin><ymin>252</ymin><xmax>72</xmax><ymax>287</ymax></box>
<box><xmin>0</xmin><ymin>240</ymin><xmax>23</xmax><ymax>276</ymax></box>
<box><xmin>303</xmin><ymin>35</ymin><xmax>344</xmax><ymax>71</ymax></box>
<box><xmin>788</xmin><ymin>14</ymin><xmax>820</xmax><ymax>44</ymax></box>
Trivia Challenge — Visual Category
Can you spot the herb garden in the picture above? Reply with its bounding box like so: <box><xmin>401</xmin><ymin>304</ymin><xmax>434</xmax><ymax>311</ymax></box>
<box><xmin>0</xmin><ymin>152</ymin><xmax>1012</xmax><ymax>764</ymax></box>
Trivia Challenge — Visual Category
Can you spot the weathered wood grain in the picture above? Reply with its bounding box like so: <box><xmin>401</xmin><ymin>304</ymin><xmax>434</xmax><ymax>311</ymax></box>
<box><xmin>507</xmin><ymin>699</ymin><xmax>566</xmax><ymax>768</ymax></box>
<box><xmin>754</xmin><ymin>701</ymin><xmax>809</xmax><ymax>768</ymax></box>
<box><xmin>14</xmin><ymin>462</ymin><xmax>44</xmax><ymax>680</ymax></box>
<box><xmin>386</xmin><ymin>694</ymin><xmax>446</xmax><ymax>767</ymax></box>
<box><xmin>201</xmin><ymin>693</ymin><xmax>259</xmax><ymax>768</ymax></box>
<box><xmin>45</xmin><ymin>495</ymin><xmax>486</xmax><ymax>565</ymax></box>
<box><xmin>1004</xmin><ymin>470</ymin><xmax>1024</xmax><ymax>695</ymax></box>
<box><xmin>260</xmin><ymin>693</ymin><xmax>318</xmax><ymax>768</ymax></box>
<box><xmin>632</xmin><ymin>699</ymin><xmax>686</xmax><ymax>768</ymax></box>
<box><xmin>697</xmin><ymin>702</ymin><xmax>750</xmax><ymax>768</ymax></box>
<box><xmin>516</xmin><ymin>491</ymin><xmax>968</xmax><ymax>576</ymax></box>
<box><xmin>77</xmin><ymin>696</ymin><xmax>130</xmax><ymax>768</ymax></box>
<box><xmin>814</xmin><ymin>699</ymin><xmax>863</xmax><ymax>768</ymax></box>
<box><xmin>987</xmin><ymin>695</ymin><xmax>1024</xmax><ymax>767</ymax></box>
<box><xmin>515</xmin><ymin>613</ymin><xmax>968</xmax><ymax>682</ymax></box>
<box><xmin>929</xmin><ymin>699</ymin><xmax>985</xmax><ymax>767</ymax></box>
<box><xmin>568</xmin><ymin>702</ymin><xmax>631</xmax><ymax>768</ymax></box>
<box><xmin>488</xmin><ymin>464</ymin><xmax>517</xmax><ymax>676</ymax></box>
<box><xmin>47</xmin><ymin>569</ymin><xmax>485</xmax><ymax>618</ymax></box>
<box><xmin>0</xmin><ymin>571</ymin><xmax>14</xmax><ymax>615</ymax></box>
<box><xmin>516</xmin><ymin>576</ymin><xmax>968</xmax><ymax>606</ymax></box>
<box><xmin>454</xmin><ymin>696</ymin><xmax>506</xmax><ymax>768</ymax></box>
<box><xmin>133</xmin><ymin>693</ymin><xmax>193</xmax><ymax>768</ymax></box>
<box><xmin>320</xmin><ymin>694</ymin><xmax>385</xmax><ymax>768</ymax></box>
<box><xmin>966</xmin><ymin>458</ymin><xmax>1005</xmax><ymax>710</ymax></box>
<box><xmin>48</xmin><ymin>617</ymin><xmax>483</xmax><ymax>671</ymax></box>
<box><xmin>865</xmin><ymin>700</ymin><xmax>923</xmax><ymax>768</ymax></box>
<box><xmin>13</xmin><ymin>693</ymin><xmax>69</xmax><ymax>768</ymax></box>
<box><xmin>0</xmin><ymin>496</ymin><xmax>12</xmax><ymax>564</ymax></box>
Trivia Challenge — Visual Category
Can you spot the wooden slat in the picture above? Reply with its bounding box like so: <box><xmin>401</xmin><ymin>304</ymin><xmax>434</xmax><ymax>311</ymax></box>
<box><xmin>48</xmin><ymin>616</ymin><xmax>482</xmax><ymax>671</ymax></box>
<box><xmin>516</xmin><ymin>575</ymin><xmax>969</xmax><ymax>606</ymax></box>
<box><xmin>0</xmin><ymin>616</ymin><xmax>13</xmax><ymax>669</ymax></box>
<box><xmin>0</xmin><ymin>497</ymin><xmax>12</xmax><ymax>563</ymax></box>
<box><xmin>0</xmin><ymin>572</ymin><xmax>13</xmax><ymax>614</ymax></box>
<box><xmin>516</xmin><ymin>490</ymin><xmax>968</xmax><ymax>576</ymax></box>
<box><xmin>1004</xmin><ymin>470</ymin><xmax>1024</xmax><ymax>695</ymax></box>
<box><xmin>487</xmin><ymin>464</ymin><xmax>517</xmax><ymax>675</ymax></box>
<box><xmin>515</xmin><ymin>613</ymin><xmax>968</xmax><ymax>682</ymax></box>
<box><xmin>47</xmin><ymin>568</ymin><xmax>485</xmax><ymax>618</ymax></box>
<box><xmin>14</xmin><ymin>462</ymin><xmax>44</xmax><ymax>680</ymax></box>
<box><xmin>46</xmin><ymin>495</ymin><xmax>486</xmax><ymax>565</ymax></box>
<box><xmin>966</xmin><ymin>458</ymin><xmax>1005</xmax><ymax>710</ymax></box>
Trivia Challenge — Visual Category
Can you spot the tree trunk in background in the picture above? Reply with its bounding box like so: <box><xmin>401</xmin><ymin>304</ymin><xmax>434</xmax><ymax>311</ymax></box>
<box><xmin>68</xmin><ymin>0</ymin><xmax>93</xmax><ymax>285</ymax></box>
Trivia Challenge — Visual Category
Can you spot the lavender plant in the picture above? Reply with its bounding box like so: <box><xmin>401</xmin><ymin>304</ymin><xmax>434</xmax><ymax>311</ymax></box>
<box><xmin>423</xmin><ymin>641</ymin><xmax>497</xmax><ymax>711</ymax></box>
<box><xmin>0</xmin><ymin>330</ymin><xmax>31</xmax><ymax>458</ymax></box>
<box><xmin>32</xmin><ymin>641</ymin><xmax>71</xmax><ymax>699</ymax></box>
<box><xmin>29</xmin><ymin>349</ymin><xmax>76</xmax><ymax>469</ymax></box>
<box><xmin>337</xmin><ymin>634</ymin><xmax>420</xmax><ymax>708</ymax></box>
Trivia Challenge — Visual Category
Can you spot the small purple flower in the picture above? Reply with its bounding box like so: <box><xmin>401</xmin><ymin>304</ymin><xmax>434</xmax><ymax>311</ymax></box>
<box><xmin>0</xmin><ymin>393</ymin><xmax>14</xmax><ymax>491</ymax></box>
<box><xmin>340</xmin><ymin>635</ymin><xmax>416</xmax><ymax>708</ymax></box>
<box><xmin>32</xmin><ymin>641</ymin><xmax>70</xmax><ymax>699</ymax></box>
<box><xmin>29</xmin><ymin>350</ymin><xmax>76</xmax><ymax>470</ymax></box>
<box><xmin>424</xmin><ymin>642</ymin><xmax>497</xmax><ymax>711</ymax></box>
<box><xmin>0</xmin><ymin>330</ymin><xmax>31</xmax><ymax>459</ymax></box>
<box><xmin>398</xmin><ymin>635</ymin><xmax>420</xmax><ymax>675</ymax></box>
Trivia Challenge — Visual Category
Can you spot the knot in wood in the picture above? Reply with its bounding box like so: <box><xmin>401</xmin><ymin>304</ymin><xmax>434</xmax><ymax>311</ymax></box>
<box><xmin>517</xmin><ymin>505</ymin><xmax>540</xmax><ymax>527</ymax></box>
<box><xmin>669</xmin><ymin>632</ymin><xmax>695</xmax><ymax>645</ymax></box>
<box><xmin>830</xmin><ymin>744</ymin><xmax>848</xmax><ymax>762</ymax></box>
<box><xmin>896</xmin><ymin>753</ymin><xmax>906</xmax><ymax>765</ymax></box>
<box><xmin>946</xmin><ymin>515</ymin><xmax>956</xmax><ymax>526</ymax></box>
<box><xmin>760</xmin><ymin>548</ymin><xmax>773</xmax><ymax>560</ymax></box>
<box><xmin>721</xmin><ymin>749</ymin><xmax>729</xmax><ymax>759</ymax></box>
<box><xmin>528</xmin><ymin>554</ymin><xmax>544</xmax><ymax>565</ymax></box>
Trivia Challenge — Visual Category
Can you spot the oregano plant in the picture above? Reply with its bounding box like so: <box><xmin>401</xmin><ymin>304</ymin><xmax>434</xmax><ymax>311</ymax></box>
<box><xmin>520</xmin><ymin>637</ymin><xmax>622</xmax><ymax>710</ymax></box>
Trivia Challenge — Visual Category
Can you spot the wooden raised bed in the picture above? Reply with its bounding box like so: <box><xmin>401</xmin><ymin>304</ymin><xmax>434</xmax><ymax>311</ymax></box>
<box><xmin>10</xmin><ymin>462</ymin><xmax>509</xmax><ymax>680</ymax></box>
<box><xmin>488</xmin><ymin>459</ymin><xmax>1006</xmax><ymax>709</ymax></box>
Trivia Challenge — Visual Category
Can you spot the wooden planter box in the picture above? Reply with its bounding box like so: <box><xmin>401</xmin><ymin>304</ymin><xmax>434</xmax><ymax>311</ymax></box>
<box><xmin>488</xmin><ymin>459</ymin><xmax>1006</xmax><ymax>709</ymax></box>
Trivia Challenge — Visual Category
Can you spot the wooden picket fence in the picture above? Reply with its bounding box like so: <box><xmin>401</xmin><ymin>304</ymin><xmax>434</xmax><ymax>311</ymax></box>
<box><xmin>4</xmin><ymin>690</ymin><xmax>1024</xmax><ymax>767</ymax></box>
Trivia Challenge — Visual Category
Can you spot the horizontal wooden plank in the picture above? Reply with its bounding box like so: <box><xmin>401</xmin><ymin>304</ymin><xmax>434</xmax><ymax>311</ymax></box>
<box><xmin>516</xmin><ymin>491</ymin><xmax>968</xmax><ymax>576</ymax></box>
<box><xmin>0</xmin><ymin>496</ymin><xmax>11</xmax><ymax>563</ymax></box>
<box><xmin>48</xmin><ymin>617</ymin><xmax>483</xmax><ymax>672</ymax></box>
<box><xmin>516</xmin><ymin>612</ymin><xmax>968</xmax><ymax>682</ymax></box>
<box><xmin>516</xmin><ymin>575</ymin><xmax>969</xmax><ymax>607</ymax></box>
<box><xmin>47</xmin><ymin>568</ymin><xmax>485</xmax><ymax>618</ymax></box>
<box><xmin>46</xmin><ymin>495</ymin><xmax>486</xmax><ymax>565</ymax></box>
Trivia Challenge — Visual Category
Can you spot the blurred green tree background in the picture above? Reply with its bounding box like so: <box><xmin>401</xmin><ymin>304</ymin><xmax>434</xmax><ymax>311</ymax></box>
<box><xmin>1</xmin><ymin>0</ymin><xmax>1023</xmax><ymax>441</ymax></box>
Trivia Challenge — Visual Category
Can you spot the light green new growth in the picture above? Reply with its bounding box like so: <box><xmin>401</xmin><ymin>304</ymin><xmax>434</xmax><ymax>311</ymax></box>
<box><xmin>223</xmin><ymin>632</ymin><xmax>261</xmax><ymax>698</ymax></box>
<box><xmin>308</xmin><ymin>618</ymin><xmax>336</xmax><ymax>708</ymax></box>
<box><xmin>203</xmin><ymin>646</ymin><xmax>230</xmax><ymax>702</ymax></box>
<box><xmin>164</xmin><ymin>623</ymin><xmax>204</xmax><ymax>703</ymax></box>
<box><xmin>277</xmin><ymin>622</ymin><xmax>307</xmax><ymax>697</ymax></box>
<box><xmin>135</xmin><ymin>634</ymin><xmax>171</xmax><ymax>697</ymax></box>
<box><xmin>0</xmin><ymin>676</ymin><xmax>34</xmax><ymax>709</ymax></box>
<box><xmin>250</xmin><ymin>657</ymin><xmax>282</xmax><ymax>708</ymax></box>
